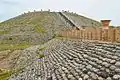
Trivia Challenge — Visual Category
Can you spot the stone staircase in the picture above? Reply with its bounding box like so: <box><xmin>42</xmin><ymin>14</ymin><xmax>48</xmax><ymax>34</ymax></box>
<box><xmin>58</xmin><ymin>12</ymin><xmax>79</xmax><ymax>29</ymax></box>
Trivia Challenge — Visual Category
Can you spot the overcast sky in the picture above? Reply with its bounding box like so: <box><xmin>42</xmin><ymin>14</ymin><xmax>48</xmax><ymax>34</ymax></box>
<box><xmin>0</xmin><ymin>0</ymin><xmax>120</xmax><ymax>26</ymax></box>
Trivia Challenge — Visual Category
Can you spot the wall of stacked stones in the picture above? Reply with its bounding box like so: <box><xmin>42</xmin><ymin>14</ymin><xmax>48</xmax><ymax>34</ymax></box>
<box><xmin>59</xmin><ymin>27</ymin><xmax>120</xmax><ymax>43</ymax></box>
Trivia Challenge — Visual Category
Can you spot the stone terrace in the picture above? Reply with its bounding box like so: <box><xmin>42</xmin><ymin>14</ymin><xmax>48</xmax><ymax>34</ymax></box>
<box><xmin>10</xmin><ymin>39</ymin><xmax>120</xmax><ymax>80</ymax></box>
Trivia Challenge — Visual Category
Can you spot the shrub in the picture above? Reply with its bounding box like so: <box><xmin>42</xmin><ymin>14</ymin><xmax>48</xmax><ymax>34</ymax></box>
<box><xmin>39</xmin><ymin>53</ymin><xmax>45</xmax><ymax>59</ymax></box>
<box><xmin>0</xmin><ymin>31</ymin><xmax>8</xmax><ymax>34</ymax></box>
<box><xmin>9</xmin><ymin>37</ymin><xmax>12</xmax><ymax>40</ymax></box>
<box><xmin>39</xmin><ymin>46</ymin><xmax>46</xmax><ymax>51</ymax></box>
<box><xmin>35</xmin><ymin>25</ymin><xmax>46</xmax><ymax>33</ymax></box>
<box><xmin>0</xmin><ymin>70</ymin><xmax>12</xmax><ymax>80</ymax></box>
<box><xmin>0</xmin><ymin>43</ymin><xmax>31</xmax><ymax>51</ymax></box>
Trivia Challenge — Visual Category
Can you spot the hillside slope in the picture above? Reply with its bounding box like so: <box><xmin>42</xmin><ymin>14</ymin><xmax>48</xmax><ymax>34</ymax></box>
<box><xmin>0</xmin><ymin>11</ymin><xmax>71</xmax><ymax>45</ymax></box>
<box><xmin>0</xmin><ymin>11</ymin><xmax>102</xmax><ymax>45</ymax></box>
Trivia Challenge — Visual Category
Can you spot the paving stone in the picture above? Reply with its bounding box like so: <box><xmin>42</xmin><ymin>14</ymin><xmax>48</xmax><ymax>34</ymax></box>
<box><xmin>113</xmin><ymin>75</ymin><xmax>120</xmax><ymax>79</ymax></box>
<box><xmin>110</xmin><ymin>65</ymin><xmax>116</xmax><ymax>70</ymax></box>
<box><xmin>106</xmin><ymin>77</ymin><xmax>112</xmax><ymax>80</ymax></box>
<box><xmin>78</xmin><ymin>78</ymin><xmax>83</xmax><ymax>80</ymax></box>
<box><xmin>83</xmin><ymin>74</ymin><xmax>89</xmax><ymax>80</ymax></box>
<box><xmin>115</xmin><ymin>62</ymin><xmax>120</xmax><ymax>67</ymax></box>
<box><xmin>86</xmin><ymin>65</ymin><xmax>92</xmax><ymax>70</ymax></box>
<box><xmin>110</xmin><ymin>60</ymin><xmax>116</xmax><ymax>64</ymax></box>
<box><xmin>68</xmin><ymin>74</ymin><xmax>73</xmax><ymax>79</ymax></box>
<box><xmin>115</xmin><ymin>68</ymin><xmax>120</xmax><ymax>73</ymax></box>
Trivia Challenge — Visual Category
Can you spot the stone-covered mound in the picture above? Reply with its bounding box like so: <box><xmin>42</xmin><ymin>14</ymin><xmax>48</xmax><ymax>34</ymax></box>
<box><xmin>0</xmin><ymin>11</ymin><xmax>72</xmax><ymax>45</ymax></box>
<box><xmin>0</xmin><ymin>11</ymin><xmax>102</xmax><ymax>45</ymax></box>
<box><xmin>9</xmin><ymin>39</ymin><xmax>120</xmax><ymax>80</ymax></box>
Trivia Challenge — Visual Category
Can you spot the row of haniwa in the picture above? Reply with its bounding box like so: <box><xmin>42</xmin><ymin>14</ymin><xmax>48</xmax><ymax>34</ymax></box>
<box><xmin>60</xmin><ymin>27</ymin><xmax>120</xmax><ymax>43</ymax></box>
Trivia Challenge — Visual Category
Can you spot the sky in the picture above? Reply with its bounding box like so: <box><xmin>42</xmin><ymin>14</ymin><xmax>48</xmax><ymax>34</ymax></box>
<box><xmin>0</xmin><ymin>0</ymin><xmax>120</xmax><ymax>26</ymax></box>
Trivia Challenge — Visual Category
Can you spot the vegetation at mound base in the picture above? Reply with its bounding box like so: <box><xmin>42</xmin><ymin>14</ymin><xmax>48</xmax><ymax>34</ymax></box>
<box><xmin>38</xmin><ymin>46</ymin><xmax>46</xmax><ymax>59</ymax></box>
<box><xmin>0</xmin><ymin>43</ymin><xmax>32</xmax><ymax>51</ymax></box>
<box><xmin>0</xmin><ymin>30</ymin><xmax>8</xmax><ymax>34</ymax></box>
<box><xmin>38</xmin><ymin>53</ymin><xmax>45</xmax><ymax>59</ymax></box>
<box><xmin>39</xmin><ymin>46</ymin><xmax>46</xmax><ymax>51</ymax></box>
<box><xmin>55</xmin><ymin>36</ymin><xmax>68</xmax><ymax>40</ymax></box>
<box><xmin>0</xmin><ymin>69</ymin><xmax>12</xmax><ymax>80</ymax></box>
<box><xmin>0</xmin><ymin>52</ymin><xmax>45</xmax><ymax>80</ymax></box>
<box><xmin>53</xmin><ymin>33</ymin><xmax>69</xmax><ymax>40</ymax></box>
<box><xmin>0</xmin><ymin>66</ymin><xmax>28</xmax><ymax>80</ymax></box>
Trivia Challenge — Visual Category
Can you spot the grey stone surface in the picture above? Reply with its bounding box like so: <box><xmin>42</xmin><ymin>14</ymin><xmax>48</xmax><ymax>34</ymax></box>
<box><xmin>9</xmin><ymin>39</ymin><xmax>120</xmax><ymax>80</ymax></box>
<box><xmin>113</xmin><ymin>75</ymin><xmax>120</xmax><ymax>79</ymax></box>
<box><xmin>115</xmin><ymin>62</ymin><xmax>120</xmax><ymax>67</ymax></box>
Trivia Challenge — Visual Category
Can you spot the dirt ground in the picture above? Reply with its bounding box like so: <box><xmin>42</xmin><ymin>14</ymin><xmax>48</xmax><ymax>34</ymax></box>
<box><xmin>0</xmin><ymin>50</ymin><xmax>22</xmax><ymax>70</ymax></box>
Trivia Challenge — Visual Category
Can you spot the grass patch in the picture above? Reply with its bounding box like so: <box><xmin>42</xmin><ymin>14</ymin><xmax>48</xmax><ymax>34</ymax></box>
<box><xmin>0</xmin><ymin>31</ymin><xmax>8</xmax><ymax>34</ymax></box>
<box><xmin>55</xmin><ymin>37</ymin><xmax>64</xmax><ymax>40</ymax></box>
<box><xmin>55</xmin><ymin>36</ymin><xmax>67</xmax><ymax>40</ymax></box>
<box><xmin>39</xmin><ymin>46</ymin><xmax>46</xmax><ymax>51</ymax></box>
<box><xmin>52</xmin><ymin>34</ymin><xmax>67</xmax><ymax>40</ymax></box>
<box><xmin>0</xmin><ymin>70</ymin><xmax>12</xmax><ymax>80</ymax></box>
<box><xmin>0</xmin><ymin>44</ymin><xmax>31</xmax><ymax>51</ymax></box>
<box><xmin>0</xmin><ymin>66</ymin><xmax>26</xmax><ymax>80</ymax></box>
<box><xmin>35</xmin><ymin>25</ymin><xmax>46</xmax><ymax>33</ymax></box>
<box><xmin>39</xmin><ymin>53</ymin><xmax>45</xmax><ymax>59</ymax></box>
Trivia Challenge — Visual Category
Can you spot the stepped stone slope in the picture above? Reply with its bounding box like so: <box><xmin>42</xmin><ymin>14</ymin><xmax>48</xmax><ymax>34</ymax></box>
<box><xmin>10</xmin><ymin>39</ymin><xmax>120</xmax><ymax>80</ymax></box>
<box><xmin>63</xmin><ymin>12</ymin><xmax>102</xmax><ymax>27</ymax></box>
<box><xmin>0</xmin><ymin>11</ymin><xmax>72</xmax><ymax>45</ymax></box>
